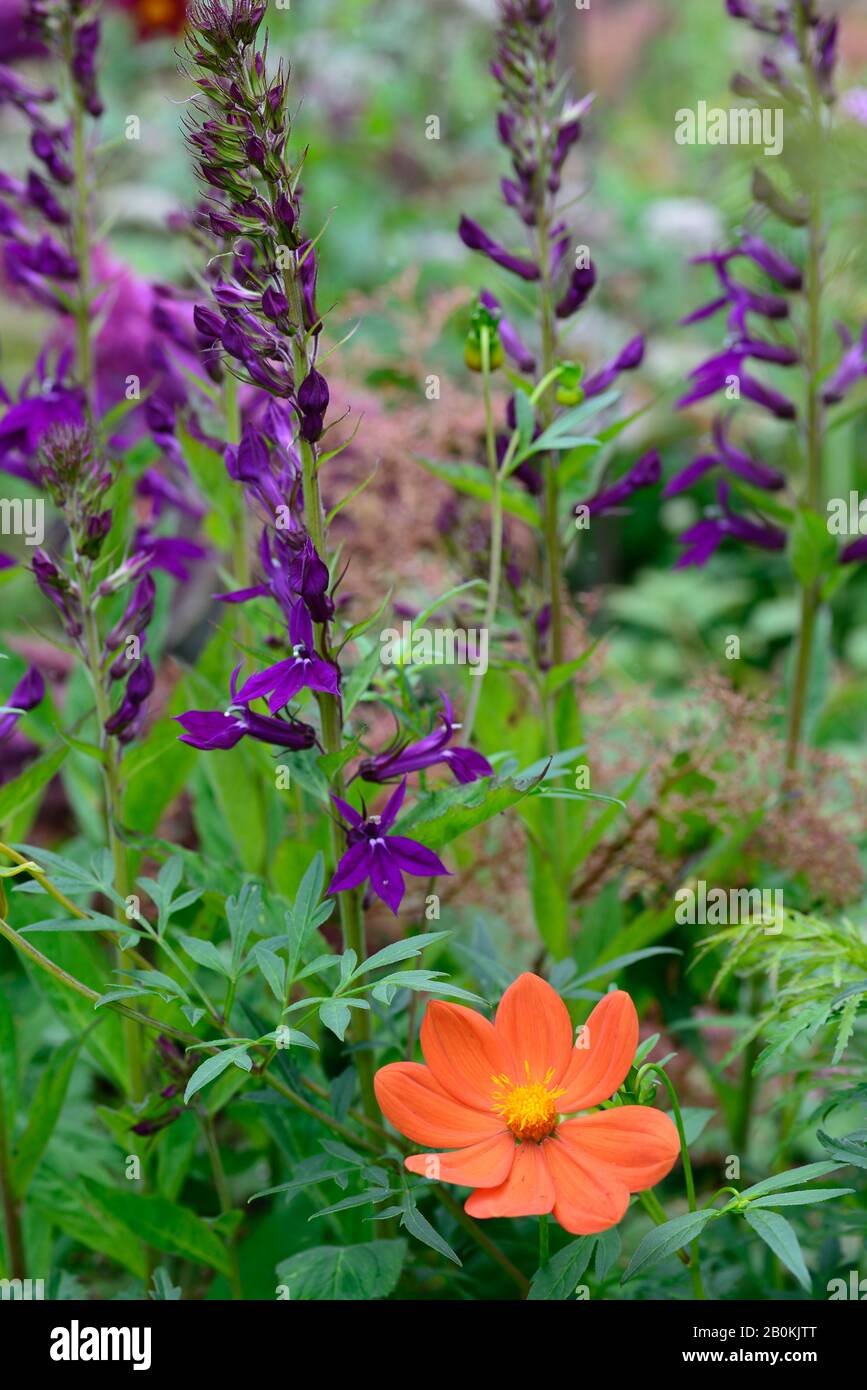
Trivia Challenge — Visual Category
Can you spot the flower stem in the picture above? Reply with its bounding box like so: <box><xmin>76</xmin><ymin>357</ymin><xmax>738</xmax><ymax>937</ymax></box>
<box><xmin>636</xmin><ymin>1064</ymin><xmax>706</xmax><ymax>1299</ymax></box>
<box><xmin>199</xmin><ymin>1109</ymin><xmax>243</xmax><ymax>1300</ymax></box>
<box><xmin>0</xmin><ymin>1075</ymin><xmax>26</xmax><ymax>1280</ymax></box>
<box><xmin>464</xmin><ymin>326</ymin><xmax>503</xmax><ymax>743</ymax></box>
<box><xmin>785</xmin><ymin>15</ymin><xmax>827</xmax><ymax>775</ymax></box>
<box><xmin>298</xmin><ymin>438</ymin><xmax>377</xmax><ymax>1127</ymax></box>
<box><xmin>73</xmin><ymin>557</ymin><xmax>144</xmax><ymax>1107</ymax></box>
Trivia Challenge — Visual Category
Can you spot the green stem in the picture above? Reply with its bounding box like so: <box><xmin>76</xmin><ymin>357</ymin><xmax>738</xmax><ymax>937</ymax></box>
<box><xmin>436</xmin><ymin>1189</ymin><xmax>530</xmax><ymax>1297</ymax></box>
<box><xmin>199</xmin><ymin>1109</ymin><xmax>243</xmax><ymax>1300</ymax></box>
<box><xmin>534</xmin><ymin>164</ymin><xmax>563</xmax><ymax>667</ymax></box>
<box><xmin>0</xmin><ymin>1073</ymin><xmax>26</xmax><ymax>1280</ymax></box>
<box><xmin>298</xmin><ymin>438</ymin><xmax>377</xmax><ymax>1126</ymax></box>
<box><xmin>223</xmin><ymin>372</ymin><xmax>252</xmax><ymax>604</ymax></box>
<box><xmin>638</xmin><ymin>1190</ymin><xmax>690</xmax><ymax>1266</ymax></box>
<box><xmin>785</xmin><ymin>18</ymin><xmax>826</xmax><ymax>774</ymax></box>
<box><xmin>464</xmin><ymin>326</ymin><xmax>503</xmax><ymax>743</ymax></box>
<box><xmin>73</xmin><ymin>557</ymin><xmax>144</xmax><ymax>1107</ymax></box>
<box><xmin>732</xmin><ymin>978</ymin><xmax>761</xmax><ymax>1157</ymax></box>
<box><xmin>636</xmin><ymin>1065</ymin><xmax>706</xmax><ymax>1299</ymax></box>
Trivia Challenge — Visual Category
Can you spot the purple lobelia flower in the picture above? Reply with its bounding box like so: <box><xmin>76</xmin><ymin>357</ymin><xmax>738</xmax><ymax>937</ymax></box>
<box><xmin>175</xmin><ymin>663</ymin><xmax>317</xmax><ymax>752</ymax></box>
<box><xmin>327</xmin><ymin>778</ymin><xmax>450</xmax><ymax>916</ymax></box>
<box><xmin>582</xmin><ymin>450</ymin><xmax>661</xmax><ymax>518</ymax></box>
<box><xmin>0</xmin><ymin>664</ymin><xmax>45</xmax><ymax>742</ymax></box>
<box><xmin>0</xmin><ymin>352</ymin><xmax>85</xmax><ymax>482</ymax></box>
<box><xmin>822</xmin><ymin>323</ymin><xmax>867</xmax><ymax>406</ymax></box>
<box><xmin>458</xmin><ymin>215</ymin><xmax>540</xmax><ymax>282</ymax></box>
<box><xmin>235</xmin><ymin>600</ymin><xmax>340</xmax><ymax>712</ymax></box>
<box><xmin>582</xmin><ymin>336</ymin><xmax>646</xmax><ymax>399</ymax></box>
<box><xmin>668</xmin><ymin>2</ymin><xmax>838</xmax><ymax>570</ymax></box>
<box><xmin>674</xmin><ymin>481</ymin><xmax>786</xmax><ymax>568</ymax></box>
<box><xmin>664</xmin><ymin>417</ymin><xmax>786</xmax><ymax>497</ymax></box>
<box><xmin>356</xmin><ymin>693</ymin><xmax>494</xmax><ymax>786</ymax></box>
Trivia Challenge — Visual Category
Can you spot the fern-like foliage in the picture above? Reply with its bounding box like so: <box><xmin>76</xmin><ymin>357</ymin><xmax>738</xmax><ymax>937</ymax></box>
<box><xmin>694</xmin><ymin>909</ymin><xmax>867</xmax><ymax>1072</ymax></box>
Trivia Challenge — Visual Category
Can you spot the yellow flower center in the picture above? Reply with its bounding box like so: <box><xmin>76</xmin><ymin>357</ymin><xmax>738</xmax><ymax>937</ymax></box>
<box><xmin>492</xmin><ymin>1064</ymin><xmax>564</xmax><ymax>1142</ymax></box>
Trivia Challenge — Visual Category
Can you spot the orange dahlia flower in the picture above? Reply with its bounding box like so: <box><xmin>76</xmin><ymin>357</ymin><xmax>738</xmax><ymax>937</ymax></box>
<box><xmin>375</xmin><ymin>973</ymin><xmax>680</xmax><ymax>1234</ymax></box>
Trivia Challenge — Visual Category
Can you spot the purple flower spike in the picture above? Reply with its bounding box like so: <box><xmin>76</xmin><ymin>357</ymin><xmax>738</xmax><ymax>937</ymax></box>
<box><xmin>236</xmin><ymin>601</ymin><xmax>340</xmax><ymax>712</ymax></box>
<box><xmin>458</xmin><ymin>215</ymin><xmax>540</xmax><ymax>282</ymax></box>
<box><xmin>357</xmin><ymin>692</ymin><xmax>494</xmax><ymax>786</ymax></box>
<box><xmin>327</xmin><ymin>778</ymin><xmax>450</xmax><ymax>916</ymax></box>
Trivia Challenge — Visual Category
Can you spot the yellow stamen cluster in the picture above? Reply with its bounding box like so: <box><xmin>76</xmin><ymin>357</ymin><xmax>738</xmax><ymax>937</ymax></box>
<box><xmin>491</xmin><ymin>1062</ymin><xmax>564</xmax><ymax>1142</ymax></box>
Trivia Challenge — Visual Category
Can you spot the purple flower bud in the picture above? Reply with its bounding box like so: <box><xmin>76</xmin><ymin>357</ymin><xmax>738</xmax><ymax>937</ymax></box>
<box><xmin>273</xmin><ymin>192</ymin><xmax>296</xmax><ymax>232</ymax></box>
<box><xmin>458</xmin><ymin>215</ymin><xmax>540</xmax><ymax>282</ymax></box>
<box><xmin>555</xmin><ymin>261</ymin><xmax>596</xmax><ymax>319</ymax></box>
<box><xmin>261</xmin><ymin>285</ymin><xmax>289</xmax><ymax>321</ymax></box>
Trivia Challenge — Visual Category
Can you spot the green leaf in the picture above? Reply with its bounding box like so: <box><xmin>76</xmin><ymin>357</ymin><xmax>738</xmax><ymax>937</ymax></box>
<box><xmin>0</xmin><ymin>746</ymin><xmax>68</xmax><ymax>835</ymax></box>
<box><xmin>393</xmin><ymin>774</ymin><xmax>538</xmax><ymax>851</ymax></box>
<box><xmin>622</xmin><ymin>1209</ymin><xmax>717</xmax><ymax>1282</ymax></box>
<box><xmin>350</xmin><ymin>931</ymin><xmax>450</xmax><ymax>978</ymax></box>
<box><xmin>739</xmin><ymin>1161</ymin><xmax>841</xmax><ymax>1200</ymax></box>
<box><xmin>342</xmin><ymin>643</ymin><xmax>381</xmax><ymax>718</ymax></box>
<box><xmin>817</xmin><ymin>1129</ymin><xmax>867</xmax><ymax>1170</ymax></box>
<box><xmin>13</xmin><ymin>1034</ymin><xmax>83</xmax><ymax>1197</ymax></box>
<box><xmin>542</xmin><ymin>645</ymin><xmax>599</xmax><ymax>697</ymax></box>
<box><xmin>81</xmin><ymin>1179</ymin><xmax>231</xmax><ymax>1277</ymax></box>
<box><xmin>275</xmin><ymin>1239</ymin><xmax>407</xmax><ymax>1299</ymax></box>
<box><xmin>184</xmin><ymin>1044</ymin><xmax>252</xmax><ymax>1102</ymax></box>
<box><xmin>748</xmin><ymin>1188</ymin><xmax>853</xmax><ymax>1208</ymax></box>
<box><xmin>415</xmin><ymin>457</ymin><xmax>541</xmax><ymax>528</ymax></box>
<box><xmin>743</xmin><ymin>1208</ymin><xmax>811</xmax><ymax>1293</ymax></box>
<box><xmin>789</xmin><ymin>507</ymin><xmax>837</xmax><ymax>587</ymax></box>
<box><xmin>319</xmin><ymin>999</ymin><xmax>352</xmax><ymax>1040</ymax></box>
<box><xmin>524</xmin><ymin>390</ymin><xmax>620</xmax><ymax>458</ymax></box>
<box><xmin>177</xmin><ymin>932</ymin><xmax>233</xmax><ymax>979</ymax></box>
<box><xmin>529</xmin><ymin>1236</ymin><xmax>596</xmax><ymax>1299</ymax></box>
<box><xmin>399</xmin><ymin>1198</ymin><xmax>461</xmax><ymax>1266</ymax></box>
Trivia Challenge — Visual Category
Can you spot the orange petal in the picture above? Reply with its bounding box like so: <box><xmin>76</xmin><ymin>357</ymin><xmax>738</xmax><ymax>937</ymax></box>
<box><xmin>494</xmin><ymin>972</ymin><xmax>574</xmax><ymax>1085</ymax></box>
<box><xmin>544</xmin><ymin>1131</ymin><xmax>631</xmax><ymax>1235</ymax></box>
<box><xmin>405</xmin><ymin>1132</ymin><xmax>516</xmax><ymax>1189</ymax></box>
<box><xmin>464</xmin><ymin>1139</ymin><xmax>555</xmax><ymax>1219</ymax></box>
<box><xmin>558</xmin><ymin>1107</ymin><xmax>680</xmax><ymax>1192</ymax></box>
<box><xmin>375</xmin><ymin>1062</ymin><xmax>506</xmax><ymax>1148</ymax></box>
<box><xmin>555</xmin><ymin>990</ymin><xmax>638</xmax><ymax>1112</ymax></box>
<box><xmin>420</xmin><ymin>1000</ymin><xmax>515</xmax><ymax>1110</ymax></box>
